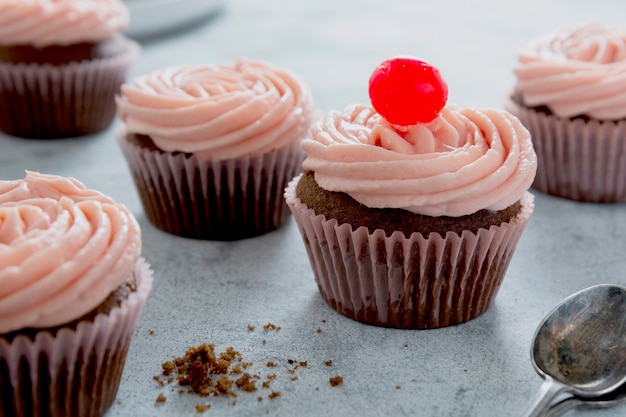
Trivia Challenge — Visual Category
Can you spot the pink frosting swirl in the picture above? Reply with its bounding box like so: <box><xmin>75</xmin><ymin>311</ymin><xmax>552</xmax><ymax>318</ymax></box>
<box><xmin>302</xmin><ymin>104</ymin><xmax>537</xmax><ymax>217</ymax></box>
<box><xmin>116</xmin><ymin>59</ymin><xmax>314</xmax><ymax>161</ymax></box>
<box><xmin>0</xmin><ymin>172</ymin><xmax>141</xmax><ymax>333</ymax></box>
<box><xmin>513</xmin><ymin>23</ymin><xmax>626</xmax><ymax>120</ymax></box>
<box><xmin>0</xmin><ymin>0</ymin><xmax>128</xmax><ymax>47</ymax></box>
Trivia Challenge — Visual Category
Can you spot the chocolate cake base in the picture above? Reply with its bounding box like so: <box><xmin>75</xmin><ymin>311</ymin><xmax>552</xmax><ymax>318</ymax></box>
<box><xmin>0</xmin><ymin>34</ymin><xmax>128</xmax><ymax>66</ymax></box>
<box><xmin>286</xmin><ymin>175</ymin><xmax>535</xmax><ymax>329</ymax></box>
<box><xmin>507</xmin><ymin>93</ymin><xmax>626</xmax><ymax>202</ymax></box>
<box><xmin>296</xmin><ymin>171</ymin><xmax>522</xmax><ymax>238</ymax></box>
<box><xmin>0</xmin><ymin>36</ymin><xmax>139</xmax><ymax>139</ymax></box>
<box><xmin>0</xmin><ymin>275</ymin><xmax>137</xmax><ymax>417</ymax></box>
<box><xmin>119</xmin><ymin>133</ymin><xmax>304</xmax><ymax>241</ymax></box>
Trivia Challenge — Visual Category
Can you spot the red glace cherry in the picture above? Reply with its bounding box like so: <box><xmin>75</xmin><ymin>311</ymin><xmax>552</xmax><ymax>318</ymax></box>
<box><xmin>368</xmin><ymin>57</ymin><xmax>448</xmax><ymax>126</ymax></box>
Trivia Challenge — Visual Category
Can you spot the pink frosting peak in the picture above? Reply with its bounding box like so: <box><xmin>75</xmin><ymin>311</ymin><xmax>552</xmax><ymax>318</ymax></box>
<box><xmin>302</xmin><ymin>104</ymin><xmax>537</xmax><ymax>217</ymax></box>
<box><xmin>513</xmin><ymin>23</ymin><xmax>626</xmax><ymax>119</ymax></box>
<box><xmin>0</xmin><ymin>0</ymin><xmax>128</xmax><ymax>47</ymax></box>
<box><xmin>116</xmin><ymin>59</ymin><xmax>314</xmax><ymax>161</ymax></box>
<box><xmin>0</xmin><ymin>172</ymin><xmax>141</xmax><ymax>333</ymax></box>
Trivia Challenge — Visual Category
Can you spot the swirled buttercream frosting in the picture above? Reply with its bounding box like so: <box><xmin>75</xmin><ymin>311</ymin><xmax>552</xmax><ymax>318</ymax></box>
<box><xmin>0</xmin><ymin>0</ymin><xmax>128</xmax><ymax>47</ymax></box>
<box><xmin>0</xmin><ymin>172</ymin><xmax>141</xmax><ymax>333</ymax></box>
<box><xmin>302</xmin><ymin>104</ymin><xmax>537</xmax><ymax>217</ymax></box>
<box><xmin>116</xmin><ymin>59</ymin><xmax>314</xmax><ymax>161</ymax></box>
<box><xmin>513</xmin><ymin>23</ymin><xmax>626</xmax><ymax>120</ymax></box>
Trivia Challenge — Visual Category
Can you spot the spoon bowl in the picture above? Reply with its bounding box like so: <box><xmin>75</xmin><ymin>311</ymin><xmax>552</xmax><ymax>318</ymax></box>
<box><xmin>521</xmin><ymin>284</ymin><xmax>626</xmax><ymax>417</ymax></box>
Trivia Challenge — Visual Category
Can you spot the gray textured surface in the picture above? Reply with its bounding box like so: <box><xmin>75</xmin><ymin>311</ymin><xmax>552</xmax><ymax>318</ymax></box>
<box><xmin>2</xmin><ymin>1</ymin><xmax>626</xmax><ymax>416</ymax></box>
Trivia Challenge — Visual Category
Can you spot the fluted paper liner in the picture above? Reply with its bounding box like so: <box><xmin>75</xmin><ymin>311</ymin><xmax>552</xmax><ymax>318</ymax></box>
<box><xmin>0</xmin><ymin>39</ymin><xmax>140</xmax><ymax>139</ymax></box>
<box><xmin>118</xmin><ymin>128</ymin><xmax>305</xmax><ymax>240</ymax></box>
<box><xmin>285</xmin><ymin>176</ymin><xmax>534</xmax><ymax>329</ymax></box>
<box><xmin>0</xmin><ymin>258</ymin><xmax>153</xmax><ymax>417</ymax></box>
<box><xmin>507</xmin><ymin>98</ymin><xmax>626</xmax><ymax>202</ymax></box>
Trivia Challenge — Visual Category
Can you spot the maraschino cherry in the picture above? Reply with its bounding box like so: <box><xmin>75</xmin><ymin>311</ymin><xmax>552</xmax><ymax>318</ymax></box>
<box><xmin>368</xmin><ymin>57</ymin><xmax>448</xmax><ymax>126</ymax></box>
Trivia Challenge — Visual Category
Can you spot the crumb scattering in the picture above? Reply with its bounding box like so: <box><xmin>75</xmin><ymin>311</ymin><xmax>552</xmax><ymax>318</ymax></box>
<box><xmin>159</xmin><ymin>344</ymin><xmax>256</xmax><ymax>399</ymax></box>
<box><xmin>195</xmin><ymin>404</ymin><xmax>211</xmax><ymax>413</ymax></box>
<box><xmin>329</xmin><ymin>376</ymin><xmax>344</xmax><ymax>387</ymax></box>
<box><xmin>263</xmin><ymin>322</ymin><xmax>281</xmax><ymax>331</ymax></box>
<box><xmin>268</xmin><ymin>391</ymin><xmax>281</xmax><ymax>400</ymax></box>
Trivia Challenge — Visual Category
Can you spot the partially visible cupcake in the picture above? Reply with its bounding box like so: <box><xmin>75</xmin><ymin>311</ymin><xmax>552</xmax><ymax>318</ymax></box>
<box><xmin>286</xmin><ymin>57</ymin><xmax>537</xmax><ymax>329</ymax></box>
<box><xmin>0</xmin><ymin>0</ymin><xmax>140</xmax><ymax>139</ymax></box>
<box><xmin>116</xmin><ymin>59</ymin><xmax>314</xmax><ymax>240</ymax></box>
<box><xmin>507</xmin><ymin>23</ymin><xmax>626</xmax><ymax>202</ymax></box>
<box><xmin>0</xmin><ymin>172</ymin><xmax>152</xmax><ymax>417</ymax></box>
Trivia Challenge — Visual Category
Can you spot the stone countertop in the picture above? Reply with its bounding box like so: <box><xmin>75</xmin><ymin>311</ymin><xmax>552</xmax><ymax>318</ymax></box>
<box><xmin>1</xmin><ymin>1</ymin><xmax>625</xmax><ymax>416</ymax></box>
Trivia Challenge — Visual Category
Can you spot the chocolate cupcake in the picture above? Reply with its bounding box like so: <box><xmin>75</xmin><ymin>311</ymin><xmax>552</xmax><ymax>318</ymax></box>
<box><xmin>286</xmin><ymin>57</ymin><xmax>537</xmax><ymax>329</ymax></box>
<box><xmin>0</xmin><ymin>172</ymin><xmax>153</xmax><ymax>417</ymax></box>
<box><xmin>0</xmin><ymin>0</ymin><xmax>140</xmax><ymax>139</ymax></box>
<box><xmin>507</xmin><ymin>23</ymin><xmax>626</xmax><ymax>202</ymax></box>
<box><xmin>116</xmin><ymin>59</ymin><xmax>314</xmax><ymax>240</ymax></box>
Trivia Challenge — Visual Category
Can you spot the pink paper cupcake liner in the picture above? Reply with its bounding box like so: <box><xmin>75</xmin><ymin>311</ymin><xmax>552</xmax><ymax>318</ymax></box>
<box><xmin>507</xmin><ymin>98</ymin><xmax>626</xmax><ymax>202</ymax></box>
<box><xmin>285</xmin><ymin>176</ymin><xmax>535</xmax><ymax>329</ymax></box>
<box><xmin>118</xmin><ymin>129</ymin><xmax>305</xmax><ymax>240</ymax></box>
<box><xmin>0</xmin><ymin>258</ymin><xmax>153</xmax><ymax>417</ymax></box>
<box><xmin>0</xmin><ymin>39</ymin><xmax>140</xmax><ymax>139</ymax></box>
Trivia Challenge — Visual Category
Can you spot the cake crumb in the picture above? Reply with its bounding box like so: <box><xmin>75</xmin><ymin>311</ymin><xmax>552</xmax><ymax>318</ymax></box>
<box><xmin>148</xmin><ymin>329</ymin><xmax>155</xmax><ymax>336</ymax></box>
<box><xmin>324</xmin><ymin>360</ymin><xmax>333</xmax><ymax>367</ymax></box>
<box><xmin>299</xmin><ymin>361</ymin><xmax>308</xmax><ymax>367</ymax></box>
<box><xmin>156</xmin><ymin>393</ymin><xmax>167</xmax><ymax>403</ymax></box>
<box><xmin>266</xmin><ymin>361</ymin><xmax>278</xmax><ymax>368</ymax></box>
<box><xmin>263</xmin><ymin>322</ymin><xmax>281</xmax><ymax>331</ymax></box>
<box><xmin>291</xmin><ymin>376</ymin><xmax>298</xmax><ymax>381</ymax></box>
<box><xmin>247</xmin><ymin>324</ymin><xmax>255</xmax><ymax>331</ymax></box>
<box><xmin>329</xmin><ymin>376</ymin><xmax>344</xmax><ymax>387</ymax></box>
<box><xmin>262</xmin><ymin>339</ymin><xmax>267</xmax><ymax>345</ymax></box>
<box><xmin>321</xmin><ymin>320</ymin><xmax>326</xmax><ymax>323</ymax></box>
<box><xmin>316</xmin><ymin>328</ymin><xmax>322</xmax><ymax>334</ymax></box>
<box><xmin>195</xmin><ymin>404</ymin><xmax>211</xmax><ymax>413</ymax></box>
<box><xmin>159</xmin><ymin>344</ymin><xmax>259</xmax><ymax>400</ymax></box>
<box><xmin>257</xmin><ymin>396</ymin><xmax>263</xmax><ymax>402</ymax></box>
<box><xmin>396</xmin><ymin>385</ymin><xmax>401</xmax><ymax>390</ymax></box>
<box><xmin>268</xmin><ymin>391</ymin><xmax>281</xmax><ymax>400</ymax></box>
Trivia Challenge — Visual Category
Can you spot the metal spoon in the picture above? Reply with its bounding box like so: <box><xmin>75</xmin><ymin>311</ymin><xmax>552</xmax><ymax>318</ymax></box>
<box><xmin>521</xmin><ymin>284</ymin><xmax>626</xmax><ymax>417</ymax></box>
<box><xmin>543</xmin><ymin>380</ymin><xmax>626</xmax><ymax>417</ymax></box>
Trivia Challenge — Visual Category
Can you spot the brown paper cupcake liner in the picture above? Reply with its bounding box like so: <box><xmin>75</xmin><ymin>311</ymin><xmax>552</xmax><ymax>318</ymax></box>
<box><xmin>118</xmin><ymin>129</ymin><xmax>305</xmax><ymax>240</ymax></box>
<box><xmin>507</xmin><ymin>98</ymin><xmax>626</xmax><ymax>202</ymax></box>
<box><xmin>285</xmin><ymin>176</ymin><xmax>534</xmax><ymax>329</ymax></box>
<box><xmin>0</xmin><ymin>258</ymin><xmax>153</xmax><ymax>417</ymax></box>
<box><xmin>0</xmin><ymin>39</ymin><xmax>140</xmax><ymax>139</ymax></box>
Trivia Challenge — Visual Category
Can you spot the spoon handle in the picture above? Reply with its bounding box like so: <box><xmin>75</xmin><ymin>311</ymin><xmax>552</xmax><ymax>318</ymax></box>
<box><xmin>520</xmin><ymin>379</ymin><xmax>569</xmax><ymax>417</ymax></box>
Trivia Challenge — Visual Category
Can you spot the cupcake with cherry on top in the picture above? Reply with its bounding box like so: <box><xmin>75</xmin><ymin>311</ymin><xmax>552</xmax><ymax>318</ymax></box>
<box><xmin>286</xmin><ymin>56</ymin><xmax>537</xmax><ymax>329</ymax></box>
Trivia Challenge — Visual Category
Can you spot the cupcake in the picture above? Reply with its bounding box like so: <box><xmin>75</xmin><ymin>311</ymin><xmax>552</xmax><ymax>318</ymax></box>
<box><xmin>285</xmin><ymin>57</ymin><xmax>537</xmax><ymax>329</ymax></box>
<box><xmin>0</xmin><ymin>0</ymin><xmax>140</xmax><ymax>139</ymax></box>
<box><xmin>116</xmin><ymin>59</ymin><xmax>314</xmax><ymax>240</ymax></box>
<box><xmin>507</xmin><ymin>23</ymin><xmax>626</xmax><ymax>202</ymax></box>
<box><xmin>0</xmin><ymin>172</ymin><xmax>153</xmax><ymax>417</ymax></box>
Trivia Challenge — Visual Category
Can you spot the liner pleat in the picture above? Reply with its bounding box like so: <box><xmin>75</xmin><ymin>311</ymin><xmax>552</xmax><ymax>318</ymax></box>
<box><xmin>0</xmin><ymin>258</ymin><xmax>153</xmax><ymax>417</ymax></box>
<box><xmin>118</xmin><ymin>130</ymin><xmax>304</xmax><ymax>240</ymax></box>
<box><xmin>285</xmin><ymin>176</ymin><xmax>534</xmax><ymax>329</ymax></box>
<box><xmin>0</xmin><ymin>39</ymin><xmax>140</xmax><ymax>139</ymax></box>
<box><xmin>507</xmin><ymin>99</ymin><xmax>626</xmax><ymax>202</ymax></box>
